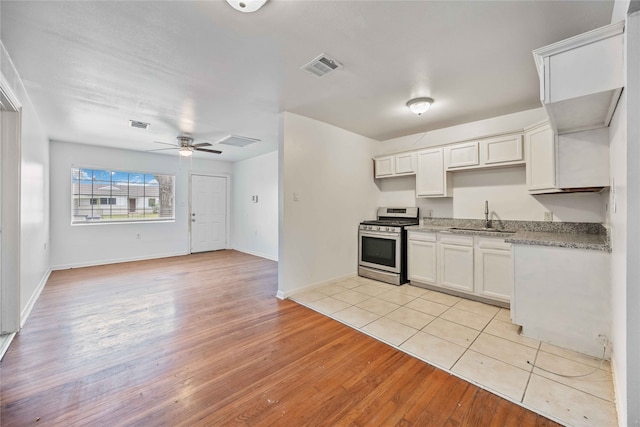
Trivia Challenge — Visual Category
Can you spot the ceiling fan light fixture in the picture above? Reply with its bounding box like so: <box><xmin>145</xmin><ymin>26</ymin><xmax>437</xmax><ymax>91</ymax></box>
<box><xmin>225</xmin><ymin>0</ymin><xmax>268</xmax><ymax>13</ymax></box>
<box><xmin>179</xmin><ymin>146</ymin><xmax>193</xmax><ymax>157</ymax></box>
<box><xmin>406</xmin><ymin>97</ymin><xmax>434</xmax><ymax>115</ymax></box>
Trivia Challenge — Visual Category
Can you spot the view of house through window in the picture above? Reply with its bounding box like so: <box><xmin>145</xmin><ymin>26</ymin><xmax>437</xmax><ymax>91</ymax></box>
<box><xmin>72</xmin><ymin>168</ymin><xmax>175</xmax><ymax>224</ymax></box>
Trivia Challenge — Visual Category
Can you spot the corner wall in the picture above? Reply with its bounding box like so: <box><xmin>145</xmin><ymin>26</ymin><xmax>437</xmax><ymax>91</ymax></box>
<box><xmin>231</xmin><ymin>150</ymin><xmax>278</xmax><ymax>261</ymax></box>
<box><xmin>50</xmin><ymin>141</ymin><xmax>232</xmax><ymax>269</ymax></box>
<box><xmin>0</xmin><ymin>42</ymin><xmax>50</xmax><ymax>324</ymax></box>
<box><xmin>278</xmin><ymin>112</ymin><xmax>379</xmax><ymax>297</ymax></box>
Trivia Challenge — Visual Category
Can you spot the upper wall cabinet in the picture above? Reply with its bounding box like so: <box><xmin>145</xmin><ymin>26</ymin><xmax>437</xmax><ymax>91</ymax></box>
<box><xmin>533</xmin><ymin>21</ymin><xmax>624</xmax><ymax>134</ymax></box>
<box><xmin>374</xmin><ymin>153</ymin><xmax>416</xmax><ymax>178</ymax></box>
<box><xmin>525</xmin><ymin>122</ymin><xmax>609</xmax><ymax>194</ymax></box>
<box><xmin>445</xmin><ymin>134</ymin><xmax>524</xmax><ymax>171</ymax></box>
<box><xmin>446</xmin><ymin>142</ymin><xmax>479</xmax><ymax>169</ymax></box>
<box><xmin>416</xmin><ymin>148</ymin><xmax>451</xmax><ymax>198</ymax></box>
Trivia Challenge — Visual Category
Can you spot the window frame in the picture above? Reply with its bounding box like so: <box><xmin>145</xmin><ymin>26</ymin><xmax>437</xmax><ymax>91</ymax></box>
<box><xmin>71</xmin><ymin>167</ymin><xmax>176</xmax><ymax>225</ymax></box>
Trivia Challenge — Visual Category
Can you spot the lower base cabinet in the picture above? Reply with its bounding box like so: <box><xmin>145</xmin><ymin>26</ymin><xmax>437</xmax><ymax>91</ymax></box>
<box><xmin>475</xmin><ymin>238</ymin><xmax>512</xmax><ymax>303</ymax></box>
<box><xmin>438</xmin><ymin>235</ymin><xmax>474</xmax><ymax>293</ymax></box>
<box><xmin>408</xmin><ymin>231</ymin><xmax>512</xmax><ymax>305</ymax></box>
<box><xmin>407</xmin><ymin>232</ymin><xmax>437</xmax><ymax>284</ymax></box>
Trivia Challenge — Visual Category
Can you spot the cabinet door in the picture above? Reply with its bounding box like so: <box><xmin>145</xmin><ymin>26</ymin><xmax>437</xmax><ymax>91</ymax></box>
<box><xmin>481</xmin><ymin>135</ymin><xmax>523</xmax><ymax>165</ymax></box>
<box><xmin>438</xmin><ymin>242</ymin><xmax>474</xmax><ymax>293</ymax></box>
<box><xmin>394</xmin><ymin>152</ymin><xmax>416</xmax><ymax>175</ymax></box>
<box><xmin>408</xmin><ymin>238</ymin><xmax>437</xmax><ymax>284</ymax></box>
<box><xmin>475</xmin><ymin>244</ymin><xmax>512</xmax><ymax>302</ymax></box>
<box><xmin>525</xmin><ymin>123</ymin><xmax>556</xmax><ymax>192</ymax></box>
<box><xmin>447</xmin><ymin>142</ymin><xmax>479</xmax><ymax>169</ymax></box>
<box><xmin>416</xmin><ymin>148</ymin><xmax>449</xmax><ymax>197</ymax></box>
<box><xmin>375</xmin><ymin>156</ymin><xmax>394</xmax><ymax>178</ymax></box>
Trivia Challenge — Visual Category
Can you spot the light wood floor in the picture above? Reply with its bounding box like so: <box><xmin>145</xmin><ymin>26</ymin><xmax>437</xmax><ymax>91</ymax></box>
<box><xmin>0</xmin><ymin>250</ymin><xmax>560</xmax><ymax>426</ymax></box>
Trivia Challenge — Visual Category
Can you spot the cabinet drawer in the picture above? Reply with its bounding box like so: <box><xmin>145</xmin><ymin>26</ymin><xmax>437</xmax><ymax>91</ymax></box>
<box><xmin>408</xmin><ymin>231</ymin><xmax>437</xmax><ymax>242</ymax></box>
<box><xmin>477</xmin><ymin>237</ymin><xmax>512</xmax><ymax>251</ymax></box>
<box><xmin>439</xmin><ymin>234</ymin><xmax>473</xmax><ymax>246</ymax></box>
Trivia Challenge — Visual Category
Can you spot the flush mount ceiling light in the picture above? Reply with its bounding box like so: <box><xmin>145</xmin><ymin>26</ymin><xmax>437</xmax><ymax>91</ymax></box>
<box><xmin>225</xmin><ymin>0</ymin><xmax>268</xmax><ymax>13</ymax></box>
<box><xmin>406</xmin><ymin>97</ymin><xmax>434</xmax><ymax>115</ymax></box>
<box><xmin>179</xmin><ymin>146</ymin><xmax>193</xmax><ymax>157</ymax></box>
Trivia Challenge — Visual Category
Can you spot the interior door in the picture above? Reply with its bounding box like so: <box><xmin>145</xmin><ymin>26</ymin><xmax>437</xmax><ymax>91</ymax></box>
<box><xmin>190</xmin><ymin>174</ymin><xmax>227</xmax><ymax>253</ymax></box>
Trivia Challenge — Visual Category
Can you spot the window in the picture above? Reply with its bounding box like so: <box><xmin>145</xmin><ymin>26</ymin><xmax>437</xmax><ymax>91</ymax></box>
<box><xmin>71</xmin><ymin>168</ymin><xmax>175</xmax><ymax>224</ymax></box>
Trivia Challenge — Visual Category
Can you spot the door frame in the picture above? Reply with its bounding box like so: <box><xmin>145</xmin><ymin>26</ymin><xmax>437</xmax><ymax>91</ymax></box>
<box><xmin>0</xmin><ymin>73</ymin><xmax>22</xmax><ymax>338</ymax></box>
<box><xmin>188</xmin><ymin>172</ymin><xmax>231</xmax><ymax>254</ymax></box>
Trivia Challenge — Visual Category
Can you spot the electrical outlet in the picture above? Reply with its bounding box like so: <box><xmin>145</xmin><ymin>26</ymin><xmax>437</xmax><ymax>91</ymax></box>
<box><xmin>136</xmin><ymin>233</ymin><xmax>141</xmax><ymax>240</ymax></box>
<box><xmin>293</xmin><ymin>192</ymin><xmax>300</xmax><ymax>202</ymax></box>
<box><xmin>44</xmin><ymin>242</ymin><xmax>47</xmax><ymax>251</ymax></box>
<box><xmin>544</xmin><ymin>211</ymin><xmax>553</xmax><ymax>221</ymax></box>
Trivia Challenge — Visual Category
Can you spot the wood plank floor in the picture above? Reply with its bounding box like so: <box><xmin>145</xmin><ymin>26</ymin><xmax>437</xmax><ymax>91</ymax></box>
<box><xmin>0</xmin><ymin>250</ymin><xmax>560</xmax><ymax>426</ymax></box>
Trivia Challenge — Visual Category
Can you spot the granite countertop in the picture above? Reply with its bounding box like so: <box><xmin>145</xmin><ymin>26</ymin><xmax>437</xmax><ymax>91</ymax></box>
<box><xmin>406</xmin><ymin>218</ymin><xmax>611</xmax><ymax>252</ymax></box>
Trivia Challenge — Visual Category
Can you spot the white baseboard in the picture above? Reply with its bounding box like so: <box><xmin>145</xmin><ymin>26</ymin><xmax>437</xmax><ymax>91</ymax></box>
<box><xmin>51</xmin><ymin>251</ymin><xmax>190</xmax><ymax>271</ymax></box>
<box><xmin>277</xmin><ymin>272</ymin><xmax>357</xmax><ymax>299</ymax></box>
<box><xmin>0</xmin><ymin>332</ymin><xmax>16</xmax><ymax>361</ymax></box>
<box><xmin>20</xmin><ymin>268</ymin><xmax>51</xmax><ymax>328</ymax></box>
<box><xmin>232</xmin><ymin>246</ymin><xmax>278</xmax><ymax>262</ymax></box>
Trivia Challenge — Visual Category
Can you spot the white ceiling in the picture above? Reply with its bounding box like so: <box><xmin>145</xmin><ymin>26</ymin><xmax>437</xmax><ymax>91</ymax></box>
<box><xmin>0</xmin><ymin>1</ymin><xmax>613</xmax><ymax>162</ymax></box>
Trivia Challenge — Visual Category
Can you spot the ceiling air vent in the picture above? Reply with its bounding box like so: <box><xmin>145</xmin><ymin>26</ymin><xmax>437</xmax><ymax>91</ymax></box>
<box><xmin>301</xmin><ymin>54</ymin><xmax>343</xmax><ymax>77</ymax></box>
<box><xmin>129</xmin><ymin>120</ymin><xmax>150</xmax><ymax>130</ymax></box>
<box><xmin>218</xmin><ymin>135</ymin><xmax>260</xmax><ymax>148</ymax></box>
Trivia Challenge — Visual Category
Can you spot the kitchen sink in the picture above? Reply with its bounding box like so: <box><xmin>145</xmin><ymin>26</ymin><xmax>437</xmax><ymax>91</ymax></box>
<box><xmin>447</xmin><ymin>227</ymin><xmax>515</xmax><ymax>234</ymax></box>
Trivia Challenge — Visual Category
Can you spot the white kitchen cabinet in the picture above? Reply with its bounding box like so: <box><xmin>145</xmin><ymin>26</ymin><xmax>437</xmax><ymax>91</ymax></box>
<box><xmin>533</xmin><ymin>21</ymin><xmax>624</xmax><ymax>134</ymax></box>
<box><xmin>394</xmin><ymin>152</ymin><xmax>416</xmax><ymax>175</ymax></box>
<box><xmin>446</xmin><ymin>142</ymin><xmax>479</xmax><ymax>169</ymax></box>
<box><xmin>525</xmin><ymin>122</ymin><xmax>556</xmax><ymax>192</ymax></box>
<box><xmin>480</xmin><ymin>134</ymin><xmax>523</xmax><ymax>166</ymax></box>
<box><xmin>374</xmin><ymin>156</ymin><xmax>394</xmax><ymax>178</ymax></box>
<box><xmin>512</xmin><ymin>244</ymin><xmax>609</xmax><ymax>357</ymax></box>
<box><xmin>475</xmin><ymin>238</ymin><xmax>512</xmax><ymax>303</ymax></box>
<box><xmin>438</xmin><ymin>234</ymin><xmax>474</xmax><ymax>293</ymax></box>
<box><xmin>374</xmin><ymin>153</ymin><xmax>416</xmax><ymax>178</ymax></box>
<box><xmin>525</xmin><ymin>121</ymin><xmax>609</xmax><ymax>194</ymax></box>
<box><xmin>416</xmin><ymin>148</ymin><xmax>451</xmax><ymax>197</ymax></box>
<box><xmin>407</xmin><ymin>232</ymin><xmax>437</xmax><ymax>284</ymax></box>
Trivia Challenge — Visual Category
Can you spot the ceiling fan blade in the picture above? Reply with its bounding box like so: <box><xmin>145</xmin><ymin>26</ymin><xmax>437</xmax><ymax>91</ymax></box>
<box><xmin>192</xmin><ymin>142</ymin><xmax>212</xmax><ymax>148</ymax></box>
<box><xmin>147</xmin><ymin>147</ymin><xmax>179</xmax><ymax>152</ymax></box>
<box><xmin>154</xmin><ymin>141</ymin><xmax>178</xmax><ymax>147</ymax></box>
<box><xmin>195</xmin><ymin>147</ymin><xmax>222</xmax><ymax>154</ymax></box>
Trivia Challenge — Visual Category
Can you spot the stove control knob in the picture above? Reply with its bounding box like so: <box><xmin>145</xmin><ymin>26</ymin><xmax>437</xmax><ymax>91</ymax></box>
<box><xmin>386</xmin><ymin>227</ymin><xmax>392</xmax><ymax>232</ymax></box>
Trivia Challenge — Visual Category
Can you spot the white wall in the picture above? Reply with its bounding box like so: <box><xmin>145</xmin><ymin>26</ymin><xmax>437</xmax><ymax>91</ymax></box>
<box><xmin>278</xmin><ymin>112</ymin><xmax>379</xmax><ymax>297</ymax></box>
<box><xmin>231</xmin><ymin>150</ymin><xmax>278</xmax><ymax>261</ymax></box>
<box><xmin>50</xmin><ymin>141</ymin><xmax>232</xmax><ymax>269</ymax></box>
<box><xmin>377</xmin><ymin>109</ymin><xmax>606</xmax><ymax>223</ymax></box>
<box><xmin>377</xmin><ymin>108</ymin><xmax>546</xmax><ymax>156</ymax></box>
<box><xmin>1</xmin><ymin>42</ymin><xmax>51</xmax><ymax>322</ymax></box>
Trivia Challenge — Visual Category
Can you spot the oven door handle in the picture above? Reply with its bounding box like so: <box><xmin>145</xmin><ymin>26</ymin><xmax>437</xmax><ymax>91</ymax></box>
<box><xmin>359</xmin><ymin>231</ymin><xmax>400</xmax><ymax>239</ymax></box>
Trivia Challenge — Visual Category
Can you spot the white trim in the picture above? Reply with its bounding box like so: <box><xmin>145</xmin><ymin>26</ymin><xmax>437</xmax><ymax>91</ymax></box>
<box><xmin>532</xmin><ymin>21</ymin><xmax>625</xmax><ymax>69</ymax></box>
<box><xmin>0</xmin><ymin>332</ymin><xmax>16</xmax><ymax>361</ymax></box>
<box><xmin>277</xmin><ymin>272</ymin><xmax>357</xmax><ymax>299</ymax></box>
<box><xmin>51</xmin><ymin>250</ymin><xmax>189</xmax><ymax>271</ymax></box>
<box><xmin>20</xmin><ymin>268</ymin><xmax>51</xmax><ymax>328</ymax></box>
<box><xmin>232</xmin><ymin>246</ymin><xmax>278</xmax><ymax>262</ymax></box>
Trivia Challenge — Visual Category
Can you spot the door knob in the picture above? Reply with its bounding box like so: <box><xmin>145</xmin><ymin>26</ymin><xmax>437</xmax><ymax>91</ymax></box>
<box><xmin>192</xmin><ymin>219</ymin><xmax>196</xmax><ymax>222</ymax></box>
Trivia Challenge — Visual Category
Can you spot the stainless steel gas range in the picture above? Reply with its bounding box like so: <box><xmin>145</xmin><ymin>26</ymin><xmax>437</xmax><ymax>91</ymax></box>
<box><xmin>358</xmin><ymin>207</ymin><xmax>419</xmax><ymax>286</ymax></box>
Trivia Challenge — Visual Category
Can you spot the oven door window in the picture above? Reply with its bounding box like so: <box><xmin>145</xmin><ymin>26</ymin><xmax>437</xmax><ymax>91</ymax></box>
<box><xmin>361</xmin><ymin>235</ymin><xmax>397</xmax><ymax>268</ymax></box>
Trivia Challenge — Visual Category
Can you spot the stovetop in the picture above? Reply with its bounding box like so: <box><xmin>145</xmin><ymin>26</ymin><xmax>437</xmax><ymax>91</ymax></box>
<box><xmin>360</xmin><ymin>219</ymin><xmax>419</xmax><ymax>227</ymax></box>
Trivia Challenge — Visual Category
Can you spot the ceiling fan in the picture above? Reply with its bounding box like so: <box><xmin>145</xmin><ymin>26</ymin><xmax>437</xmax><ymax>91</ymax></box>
<box><xmin>149</xmin><ymin>135</ymin><xmax>222</xmax><ymax>157</ymax></box>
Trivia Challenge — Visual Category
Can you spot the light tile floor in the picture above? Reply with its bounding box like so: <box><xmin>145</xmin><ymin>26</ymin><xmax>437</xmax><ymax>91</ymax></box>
<box><xmin>290</xmin><ymin>276</ymin><xmax>617</xmax><ymax>427</ymax></box>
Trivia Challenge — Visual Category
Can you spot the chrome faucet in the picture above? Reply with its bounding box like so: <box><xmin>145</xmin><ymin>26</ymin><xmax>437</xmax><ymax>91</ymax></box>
<box><xmin>484</xmin><ymin>200</ymin><xmax>491</xmax><ymax>229</ymax></box>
